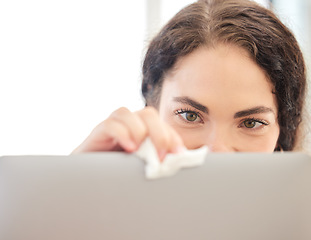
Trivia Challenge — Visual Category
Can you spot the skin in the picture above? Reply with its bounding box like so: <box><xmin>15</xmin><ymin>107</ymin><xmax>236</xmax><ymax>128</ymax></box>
<box><xmin>159</xmin><ymin>44</ymin><xmax>280</xmax><ymax>152</ymax></box>
<box><xmin>73</xmin><ymin>44</ymin><xmax>280</xmax><ymax>159</ymax></box>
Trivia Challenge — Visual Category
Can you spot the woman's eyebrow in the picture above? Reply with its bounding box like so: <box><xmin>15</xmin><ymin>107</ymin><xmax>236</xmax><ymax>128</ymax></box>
<box><xmin>172</xmin><ymin>96</ymin><xmax>209</xmax><ymax>113</ymax></box>
<box><xmin>234</xmin><ymin>106</ymin><xmax>275</xmax><ymax>118</ymax></box>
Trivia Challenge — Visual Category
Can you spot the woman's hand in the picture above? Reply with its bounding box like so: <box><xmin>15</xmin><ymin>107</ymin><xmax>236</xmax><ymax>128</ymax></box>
<box><xmin>72</xmin><ymin>107</ymin><xmax>184</xmax><ymax>161</ymax></box>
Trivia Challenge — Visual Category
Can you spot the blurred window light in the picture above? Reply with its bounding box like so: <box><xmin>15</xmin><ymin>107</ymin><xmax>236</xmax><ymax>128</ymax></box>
<box><xmin>254</xmin><ymin>0</ymin><xmax>271</xmax><ymax>8</ymax></box>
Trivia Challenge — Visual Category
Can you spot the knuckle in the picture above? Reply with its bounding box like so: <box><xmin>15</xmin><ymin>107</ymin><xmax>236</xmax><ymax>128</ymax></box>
<box><xmin>101</xmin><ymin>117</ymin><xmax>113</xmax><ymax>126</ymax></box>
<box><xmin>98</xmin><ymin>118</ymin><xmax>114</xmax><ymax>132</ymax></box>
<box><xmin>110</xmin><ymin>107</ymin><xmax>130</xmax><ymax>118</ymax></box>
<box><xmin>102</xmin><ymin>118</ymin><xmax>127</xmax><ymax>137</ymax></box>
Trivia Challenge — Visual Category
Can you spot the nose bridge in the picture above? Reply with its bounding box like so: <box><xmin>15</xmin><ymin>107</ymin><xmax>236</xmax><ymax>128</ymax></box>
<box><xmin>206</xmin><ymin>124</ymin><xmax>234</xmax><ymax>152</ymax></box>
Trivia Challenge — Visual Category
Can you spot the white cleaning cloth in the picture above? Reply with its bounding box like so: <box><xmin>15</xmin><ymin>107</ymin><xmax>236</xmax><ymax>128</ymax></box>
<box><xmin>135</xmin><ymin>138</ymin><xmax>209</xmax><ymax>179</ymax></box>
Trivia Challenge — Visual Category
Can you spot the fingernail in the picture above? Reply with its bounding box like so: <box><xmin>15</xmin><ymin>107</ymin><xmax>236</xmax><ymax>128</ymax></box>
<box><xmin>158</xmin><ymin>150</ymin><xmax>167</xmax><ymax>162</ymax></box>
<box><xmin>173</xmin><ymin>145</ymin><xmax>186</xmax><ymax>154</ymax></box>
<box><xmin>126</xmin><ymin>140</ymin><xmax>137</xmax><ymax>152</ymax></box>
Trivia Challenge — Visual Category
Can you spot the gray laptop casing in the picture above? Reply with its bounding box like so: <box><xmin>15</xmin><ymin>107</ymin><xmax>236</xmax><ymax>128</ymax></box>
<box><xmin>1</xmin><ymin>153</ymin><xmax>311</xmax><ymax>240</ymax></box>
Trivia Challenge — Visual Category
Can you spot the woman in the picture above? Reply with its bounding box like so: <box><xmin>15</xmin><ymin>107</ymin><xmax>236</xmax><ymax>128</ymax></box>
<box><xmin>73</xmin><ymin>0</ymin><xmax>307</xmax><ymax>160</ymax></box>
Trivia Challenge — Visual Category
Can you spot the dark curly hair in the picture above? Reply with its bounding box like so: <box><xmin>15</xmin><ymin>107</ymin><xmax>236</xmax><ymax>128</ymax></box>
<box><xmin>142</xmin><ymin>0</ymin><xmax>306</xmax><ymax>151</ymax></box>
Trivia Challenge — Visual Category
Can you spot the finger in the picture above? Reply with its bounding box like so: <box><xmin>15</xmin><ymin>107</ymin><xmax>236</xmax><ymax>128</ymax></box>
<box><xmin>109</xmin><ymin>107</ymin><xmax>148</xmax><ymax>147</ymax></box>
<box><xmin>74</xmin><ymin>118</ymin><xmax>137</xmax><ymax>153</ymax></box>
<box><xmin>137</xmin><ymin>107</ymin><xmax>183</xmax><ymax>161</ymax></box>
<box><xmin>165</xmin><ymin>124</ymin><xmax>185</xmax><ymax>154</ymax></box>
<box><xmin>96</xmin><ymin>118</ymin><xmax>139</xmax><ymax>152</ymax></box>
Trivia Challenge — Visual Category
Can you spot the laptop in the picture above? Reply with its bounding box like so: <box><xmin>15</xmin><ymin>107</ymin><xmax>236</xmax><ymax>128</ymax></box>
<box><xmin>1</xmin><ymin>152</ymin><xmax>311</xmax><ymax>240</ymax></box>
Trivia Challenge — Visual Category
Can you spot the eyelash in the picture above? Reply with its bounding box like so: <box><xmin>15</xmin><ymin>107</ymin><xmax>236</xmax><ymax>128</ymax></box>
<box><xmin>238</xmin><ymin>117</ymin><xmax>269</xmax><ymax>130</ymax></box>
<box><xmin>174</xmin><ymin>108</ymin><xmax>203</xmax><ymax>123</ymax></box>
<box><xmin>175</xmin><ymin>108</ymin><xmax>269</xmax><ymax>131</ymax></box>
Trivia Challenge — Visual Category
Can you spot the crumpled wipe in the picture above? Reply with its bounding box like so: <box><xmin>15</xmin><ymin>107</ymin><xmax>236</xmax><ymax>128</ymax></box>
<box><xmin>135</xmin><ymin>138</ymin><xmax>209</xmax><ymax>180</ymax></box>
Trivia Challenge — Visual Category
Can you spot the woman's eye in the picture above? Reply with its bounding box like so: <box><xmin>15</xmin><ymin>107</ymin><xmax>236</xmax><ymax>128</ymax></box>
<box><xmin>184</xmin><ymin>112</ymin><xmax>198</xmax><ymax>122</ymax></box>
<box><xmin>242</xmin><ymin>119</ymin><xmax>268</xmax><ymax>129</ymax></box>
<box><xmin>244</xmin><ymin>120</ymin><xmax>258</xmax><ymax>128</ymax></box>
<box><xmin>176</xmin><ymin>110</ymin><xmax>202</xmax><ymax>123</ymax></box>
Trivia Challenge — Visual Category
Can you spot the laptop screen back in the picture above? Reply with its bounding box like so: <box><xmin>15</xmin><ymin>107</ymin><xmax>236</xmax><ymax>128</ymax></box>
<box><xmin>1</xmin><ymin>153</ymin><xmax>311</xmax><ymax>240</ymax></box>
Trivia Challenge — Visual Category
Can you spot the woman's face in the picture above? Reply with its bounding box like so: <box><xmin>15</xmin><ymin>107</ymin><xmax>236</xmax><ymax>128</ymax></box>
<box><xmin>158</xmin><ymin>44</ymin><xmax>280</xmax><ymax>152</ymax></box>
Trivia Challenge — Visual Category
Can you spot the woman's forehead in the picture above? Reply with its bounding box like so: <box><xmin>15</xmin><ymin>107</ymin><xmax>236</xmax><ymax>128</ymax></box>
<box><xmin>162</xmin><ymin>44</ymin><xmax>278</xmax><ymax>113</ymax></box>
<box><xmin>166</xmin><ymin>45</ymin><xmax>269</xmax><ymax>87</ymax></box>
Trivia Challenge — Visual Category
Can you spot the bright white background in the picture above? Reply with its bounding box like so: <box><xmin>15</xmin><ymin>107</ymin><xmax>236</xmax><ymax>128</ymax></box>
<box><xmin>0</xmin><ymin>0</ymin><xmax>197</xmax><ymax>156</ymax></box>
<box><xmin>0</xmin><ymin>0</ymin><xmax>309</xmax><ymax>156</ymax></box>
<box><xmin>0</xmin><ymin>0</ymin><xmax>147</xmax><ymax>155</ymax></box>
